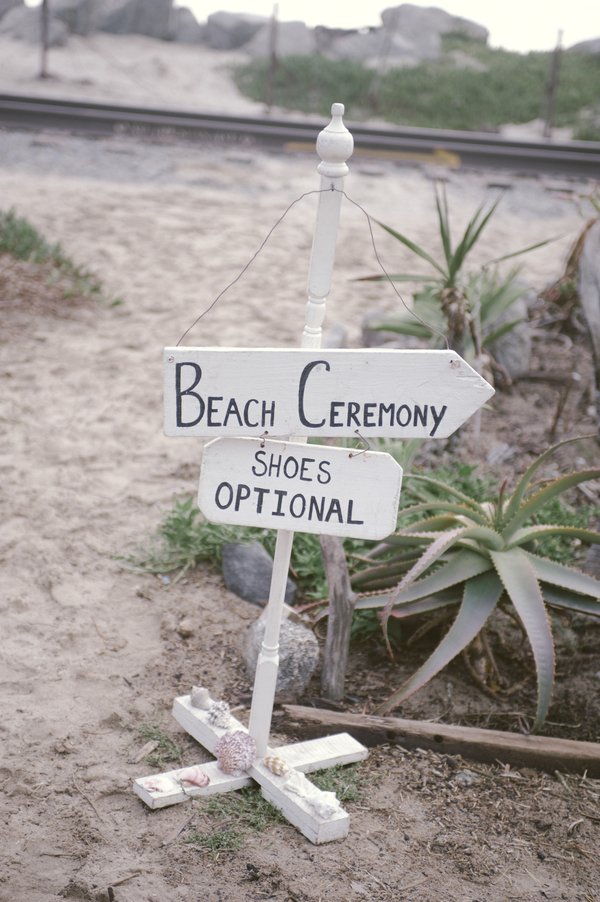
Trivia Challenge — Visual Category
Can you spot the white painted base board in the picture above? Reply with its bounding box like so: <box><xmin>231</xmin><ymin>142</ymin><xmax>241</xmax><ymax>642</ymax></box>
<box><xmin>134</xmin><ymin>694</ymin><xmax>368</xmax><ymax>843</ymax></box>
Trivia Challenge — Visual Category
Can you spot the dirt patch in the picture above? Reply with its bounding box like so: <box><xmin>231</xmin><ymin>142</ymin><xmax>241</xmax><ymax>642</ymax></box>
<box><xmin>0</xmin><ymin>133</ymin><xmax>598</xmax><ymax>902</ymax></box>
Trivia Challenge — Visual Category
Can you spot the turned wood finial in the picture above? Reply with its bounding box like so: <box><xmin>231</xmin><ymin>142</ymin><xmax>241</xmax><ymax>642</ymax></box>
<box><xmin>316</xmin><ymin>102</ymin><xmax>354</xmax><ymax>179</ymax></box>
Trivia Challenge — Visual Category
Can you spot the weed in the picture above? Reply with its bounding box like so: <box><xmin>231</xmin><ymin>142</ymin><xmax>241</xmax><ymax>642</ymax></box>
<box><xmin>309</xmin><ymin>764</ymin><xmax>365</xmax><ymax>803</ymax></box>
<box><xmin>185</xmin><ymin>787</ymin><xmax>285</xmax><ymax>855</ymax></box>
<box><xmin>232</xmin><ymin>48</ymin><xmax>600</xmax><ymax>134</ymax></box>
<box><xmin>0</xmin><ymin>207</ymin><xmax>118</xmax><ymax>304</ymax></box>
<box><xmin>137</xmin><ymin>723</ymin><xmax>183</xmax><ymax>769</ymax></box>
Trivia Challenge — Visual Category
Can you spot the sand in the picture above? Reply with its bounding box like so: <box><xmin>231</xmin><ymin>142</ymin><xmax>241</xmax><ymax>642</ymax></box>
<box><xmin>1</xmin><ymin>31</ymin><xmax>599</xmax><ymax>902</ymax></box>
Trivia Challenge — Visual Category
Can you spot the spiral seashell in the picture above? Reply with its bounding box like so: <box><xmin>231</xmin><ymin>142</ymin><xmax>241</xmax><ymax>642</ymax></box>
<box><xmin>190</xmin><ymin>686</ymin><xmax>211</xmax><ymax>710</ymax></box>
<box><xmin>215</xmin><ymin>730</ymin><xmax>256</xmax><ymax>776</ymax></box>
<box><xmin>178</xmin><ymin>765</ymin><xmax>210</xmax><ymax>788</ymax></box>
<box><xmin>263</xmin><ymin>755</ymin><xmax>290</xmax><ymax>777</ymax></box>
<box><xmin>206</xmin><ymin>700</ymin><xmax>231</xmax><ymax>729</ymax></box>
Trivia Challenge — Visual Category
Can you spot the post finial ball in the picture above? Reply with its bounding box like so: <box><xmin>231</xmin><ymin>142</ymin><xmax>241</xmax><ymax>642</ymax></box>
<box><xmin>316</xmin><ymin>100</ymin><xmax>353</xmax><ymax>178</ymax></box>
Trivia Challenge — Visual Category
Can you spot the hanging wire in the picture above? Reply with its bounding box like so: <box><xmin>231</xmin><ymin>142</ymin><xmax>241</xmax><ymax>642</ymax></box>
<box><xmin>175</xmin><ymin>185</ymin><xmax>449</xmax><ymax>349</ymax></box>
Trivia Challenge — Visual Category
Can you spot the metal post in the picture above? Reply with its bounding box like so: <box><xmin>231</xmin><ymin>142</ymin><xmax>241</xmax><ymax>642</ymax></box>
<box><xmin>248</xmin><ymin>103</ymin><xmax>354</xmax><ymax>756</ymax></box>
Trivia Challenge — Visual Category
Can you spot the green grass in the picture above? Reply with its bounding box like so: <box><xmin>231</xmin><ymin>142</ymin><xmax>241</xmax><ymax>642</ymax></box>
<box><xmin>0</xmin><ymin>207</ymin><xmax>122</xmax><ymax>304</ymax></box>
<box><xmin>127</xmin><ymin>455</ymin><xmax>593</xmax><ymax>607</ymax></box>
<box><xmin>232</xmin><ymin>42</ymin><xmax>600</xmax><ymax>137</ymax></box>
<box><xmin>137</xmin><ymin>723</ymin><xmax>183</xmax><ymax>769</ymax></box>
<box><xmin>184</xmin><ymin>765</ymin><xmax>365</xmax><ymax>854</ymax></box>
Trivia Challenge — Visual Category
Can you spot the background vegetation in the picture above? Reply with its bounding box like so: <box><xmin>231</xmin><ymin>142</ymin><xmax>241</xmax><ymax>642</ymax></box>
<box><xmin>234</xmin><ymin>36</ymin><xmax>600</xmax><ymax>140</ymax></box>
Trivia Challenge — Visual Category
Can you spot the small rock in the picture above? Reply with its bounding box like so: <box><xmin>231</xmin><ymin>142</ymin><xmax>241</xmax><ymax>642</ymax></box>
<box><xmin>177</xmin><ymin>616</ymin><xmax>196</xmax><ymax>638</ymax></box>
<box><xmin>222</xmin><ymin>541</ymin><xmax>296</xmax><ymax>606</ymax></box>
<box><xmin>454</xmin><ymin>769</ymin><xmax>478</xmax><ymax>787</ymax></box>
<box><xmin>242</xmin><ymin>615</ymin><xmax>319</xmax><ymax>700</ymax></box>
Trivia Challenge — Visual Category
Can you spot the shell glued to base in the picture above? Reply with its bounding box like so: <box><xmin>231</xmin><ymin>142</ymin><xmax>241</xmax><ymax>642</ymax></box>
<box><xmin>190</xmin><ymin>686</ymin><xmax>211</xmax><ymax>710</ymax></box>
<box><xmin>215</xmin><ymin>730</ymin><xmax>257</xmax><ymax>776</ymax></box>
<box><xmin>282</xmin><ymin>769</ymin><xmax>343</xmax><ymax>820</ymax></box>
<box><xmin>206</xmin><ymin>700</ymin><xmax>231</xmax><ymax>729</ymax></box>
<box><xmin>141</xmin><ymin>775</ymin><xmax>174</xmax><ymax>794</ymax></box>
<box><xmin>263</xmin><ymin>755</ymin><xmax>290</xmax><ymax>776</ymax></box>
<box><xmin>178</xmin><ymin>765</ymin><xmax>210</xmax><ymax>788</ymax></box>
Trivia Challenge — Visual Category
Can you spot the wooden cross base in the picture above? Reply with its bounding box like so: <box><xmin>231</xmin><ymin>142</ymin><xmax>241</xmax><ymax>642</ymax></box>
<box><xmin>133</xmin><ymin>694</ymin><xmax>368</xmax><ymax>844</ymax></box>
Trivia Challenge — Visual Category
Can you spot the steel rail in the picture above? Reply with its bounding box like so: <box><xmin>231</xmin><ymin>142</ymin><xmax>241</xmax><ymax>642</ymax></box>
<box><xmin>1</xmin><ymin>93</ymin><xmax>599</xmax><ymax>177</ymax></box>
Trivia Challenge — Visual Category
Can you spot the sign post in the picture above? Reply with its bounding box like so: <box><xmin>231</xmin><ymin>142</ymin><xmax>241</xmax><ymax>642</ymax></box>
<box><xmin>134</xmin><ymin>104</ymin><xmax>494</xmax><ymax>844</ymax></box>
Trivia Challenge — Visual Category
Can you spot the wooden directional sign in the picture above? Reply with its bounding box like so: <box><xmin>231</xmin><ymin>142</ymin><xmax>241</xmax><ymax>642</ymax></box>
<box><xmin>164</xmin><ymin>347</ymin><xmax>494</xmax><ymax>440</ymax></box>
<box><xmin>198</xmin><ymin>437</ymin><xmax>403</xmax><ymax>540</ymax></box>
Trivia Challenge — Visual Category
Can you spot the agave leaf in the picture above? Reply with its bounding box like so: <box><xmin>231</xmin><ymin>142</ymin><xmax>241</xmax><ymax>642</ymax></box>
<box><xmin>356</xmin><ymin>273</ymin><xmax>440</xmax><ymax>284</ymax></box>
<box><xmin>542</xmin><ymin>585</ymin><xmax>600</xmax><ymax>617</ymax></box>
<box><xmin>491</xmin><ymin>548</ymin><xmax>555</xmax><ymax>731</ymax></box>
<box><xmin>373</xmin><ymin>320</ymin><xmax>434</xmax><ymax>339</ymax></box>
<box><xmin>354</xmin><ymin>589</ymin><xmax>460</xmax><ymax>616</ymax></box>
<box><xmin>435</xmin><ymin>184</ymin><xmax>453</xmax><ymax>271</ymax></box>
<box><xmin>406</xmin><ymin>474</ymin><xmax>488</xmax><ymax>511</ymax></box>
<box><xmin>376</xmin><ymin>570</ymin><xmax>504</xmax><ymax>715</ymax></box>
<box><xmin>375</xmin><ymin>220</ymin><xmax>447</xmax><ymax>277</ymax></box>
<box><xmin>503</xmin><ymin>469</ymin><xmax>600</xmax><ymax>536</ymax></box>
<box><xmin>488</xmin><ymin>237</ymin><xmax>555</xmax><ymax>265</ymax></box>
<box><xmin>380</xmin><ymin>548</ymin><xmax>492</xmax><ymax>607</ymax></box>
<box><xmin>501</xmin><ymin>434</ymin><xmax>597</xmax><ymax>527</ymax></box>
<box><xmin>402</xmin><ymin>515</ymin><xmax>465</xmax><ymax>533</ymax></box>
<box><xmin>449</xmin><ymin>198</ymin><xmax>501</xmax><ymax>282</ymax></box>
<box><xmin>525</xmin><ymin>551</ymin><xmax>600</xmax><ymax>598</ymax></box>
<box><xmin>508</xmin><ymin>524</ymin><xmax>600</xmax><ymax>548</ymax></box>
<box><xmin>484</xmin><ymin>317</ymin><xmax>524</xmax><ymax>347</ymax></box>
<box><xmin>375</xmin><ymin>532</ymin><xmax>439</xmax><ymax>547</ymax></box>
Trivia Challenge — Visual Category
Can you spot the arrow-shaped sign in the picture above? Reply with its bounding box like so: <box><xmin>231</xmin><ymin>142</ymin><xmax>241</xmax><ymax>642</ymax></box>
<box><xmin>164</xmin><ymin>347</ymin><xmax>494</xmax><ymax>439</ymax></box>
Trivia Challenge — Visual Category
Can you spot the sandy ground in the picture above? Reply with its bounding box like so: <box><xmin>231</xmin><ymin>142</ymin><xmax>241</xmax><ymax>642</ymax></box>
<box><xmin>1</xmin><ymin>32</ymin><xmax>599</xmax><ymax>902</ymax></box>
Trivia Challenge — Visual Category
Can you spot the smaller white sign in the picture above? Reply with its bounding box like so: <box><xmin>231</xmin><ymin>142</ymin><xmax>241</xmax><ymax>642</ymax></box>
<box><xmin>198</xmin><ymin>437</ymin><xmax>403</xmax><ymax>540</ymax></box>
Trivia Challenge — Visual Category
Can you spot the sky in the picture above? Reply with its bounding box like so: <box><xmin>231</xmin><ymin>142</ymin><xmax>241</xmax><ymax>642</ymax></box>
<box><xmin>185</xmin><ymin>1</ymin><xmax>599</xmax><ymax>53</ymax></box>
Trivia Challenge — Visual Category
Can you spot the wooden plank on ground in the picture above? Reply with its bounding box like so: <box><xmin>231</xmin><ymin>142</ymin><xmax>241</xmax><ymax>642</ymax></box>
<box><xmin>282</xmin><ymin>705</ymin><xmax>600</xmax><ymax>777</ymax></box>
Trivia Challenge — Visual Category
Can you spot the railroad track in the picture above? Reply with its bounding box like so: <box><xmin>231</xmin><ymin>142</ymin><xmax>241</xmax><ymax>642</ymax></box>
<box><xmin>1</xmin><ymin>93</ymin><xmax>599</xmax><ymax>178</ymax></box>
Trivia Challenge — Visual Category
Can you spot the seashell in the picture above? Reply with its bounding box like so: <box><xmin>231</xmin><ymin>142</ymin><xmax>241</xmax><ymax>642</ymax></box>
<box><xmin>178</xmin><ymin>765</ymin><xmax>210</xmax><ymax>788</ymax></box>
<box><xmin>141</xmin><ymin>775</ymin><xmax>173</xmax><ymax>794</ymax></box>
<box><xmin>282</xmin><ymin>769</ymin><xmax>312</xmax><ymax>798</ymax></box>
<box><xmin>263</xmin><ymin>755</ymin><xmax>290</xmax><ymax>777</ymax></box>
<box><xmin>307</xmin><ymin>790</ymin><xmax>342</xmax><ymax>820</ymax></box>
<box><xmin>215</xmin><ymin>730</ymin><xmax>256</xmax><ymax>776</ymax></box>
<box><xmin>206</xmin><ymin>700</ymin><xmax>231</xmax><ymax>729</ymax></box>
<box><xmin>190</xmin><ymin>686</ymin><xmax>212</xmax><ymax>710</ymax></box>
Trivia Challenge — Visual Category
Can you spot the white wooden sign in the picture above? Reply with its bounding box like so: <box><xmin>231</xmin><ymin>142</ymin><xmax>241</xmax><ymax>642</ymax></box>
<box><xmin>164</xmin><ymin>347</ymin><xmax>494</xmax><ymax>439</ymax></box>
<box><xmin>198</xmin><ymin>437</ymin><xmax>403</xmax><ymax>540</ymax></box>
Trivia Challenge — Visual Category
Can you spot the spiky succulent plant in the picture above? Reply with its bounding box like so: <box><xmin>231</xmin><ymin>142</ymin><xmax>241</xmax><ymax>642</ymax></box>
<box><xmin>354</xmin><ymin>435</ymin><xmax>600</xmax><ymax>730</ymax></box>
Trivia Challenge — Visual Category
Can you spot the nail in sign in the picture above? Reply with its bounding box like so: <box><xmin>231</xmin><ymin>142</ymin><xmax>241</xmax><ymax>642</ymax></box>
<box><xmin>198</xmin><ymin>437</ymin><xmax>403</xmax><ymax>540</ymax></box>
<box><xmin>164</xmin><ymin>347</ymin><xmax>494</xmax><ymax>439</ymax></box>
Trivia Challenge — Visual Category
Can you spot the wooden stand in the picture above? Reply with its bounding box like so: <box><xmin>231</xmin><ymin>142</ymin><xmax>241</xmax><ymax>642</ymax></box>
<box><xmin>134</xmin><ymin>105</ymin><xmax>368</xmax><ymax>844</ymax></box>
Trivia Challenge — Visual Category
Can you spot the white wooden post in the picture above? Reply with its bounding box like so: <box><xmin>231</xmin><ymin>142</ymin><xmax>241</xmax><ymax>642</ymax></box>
<box><xmin>248</xmin><ymin>103</ymin><xmax>354</xmax><ymax>756</ymax></box>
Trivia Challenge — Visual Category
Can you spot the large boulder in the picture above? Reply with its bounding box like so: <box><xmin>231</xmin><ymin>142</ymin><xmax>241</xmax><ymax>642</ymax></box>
<box><xmin>245</xmin><ymin>20</ymin><xmax>316</xmax><ymax>58</ymax></box>
<box><xmin>221</xmin><ymin>541</ymin><xmax>297</xmax><ymax>607</ymax></box>
<box><xmin>94</xmin><ymin>0</ymin><xmax>173</xmax><ymax>40</ymax></box>
<box><xmin>242</xmin><ymin>614</ymin><xmax>319</xmax><ymax>700</ymax></box>
<box><xmin>0</xmin><ymin>4</ymin><xmax>68</xmax><ymax>45</ymax></box>
<box><xmin>327</xmin><ymin>27</ymin><xmax>426</xmax><ymax>66</ymax></box>
<box><xmin>204</xmin><ymin>10</ymin><xmax>266</xmax><ymax>49</ymax></box>
<box><xmin>170</xmin><ymin>5</ymin><xmax>205</xmax><ymax>43</ymax></box>
<box><xmin>381</xmin><ymin>4</ymin><xmax>488</xmax><ymax>45</ymax></box>
<box><xmin>569</xmin><ymin>38</ymin><xmax>600</xmax><ymax>54</ymax></box>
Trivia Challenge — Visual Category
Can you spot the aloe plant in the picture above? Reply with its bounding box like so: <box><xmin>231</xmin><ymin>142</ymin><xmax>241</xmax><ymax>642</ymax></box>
<box><xmin>353</xmin><ymin>435</ymin><xmax>600</xmax><ymax>730</ymax></box>
<box><xmin>360</xmin><ymin>184</ymin><xmax>549</xmax><ymax>358</ymax></box>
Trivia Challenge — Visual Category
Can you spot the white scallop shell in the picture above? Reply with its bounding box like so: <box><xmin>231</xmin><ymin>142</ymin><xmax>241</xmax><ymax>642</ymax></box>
<box><xmin>178</xmin><ymin>765</ymin><xmax>210</xmax><ymax>788</ymax></box>
<box><xmin>263</xmin><ymin>755</ymin><xmax>290</xmax><ymax>776</ymax></box>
